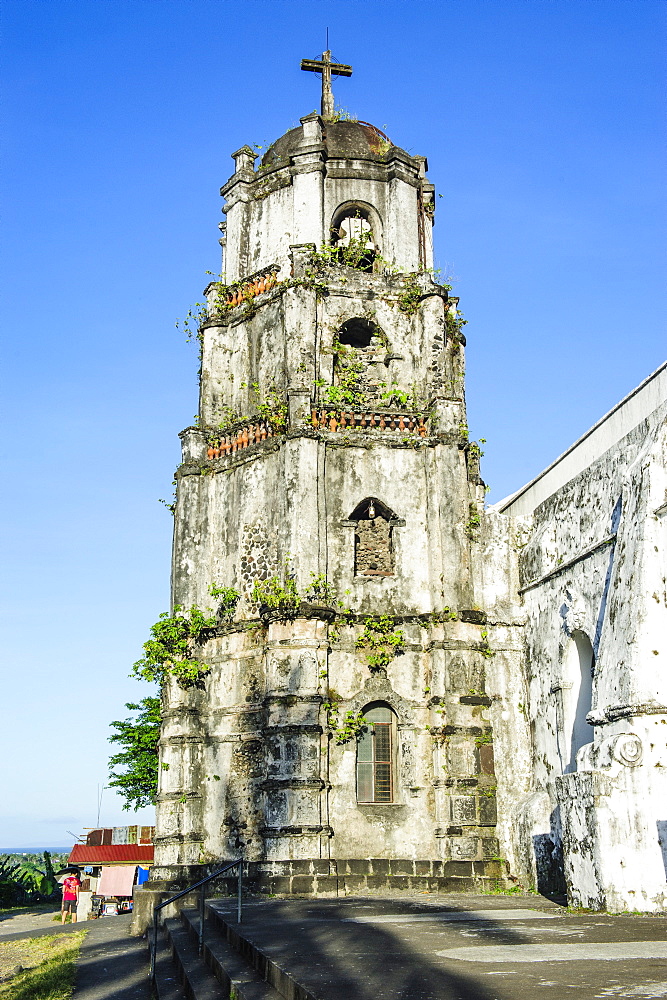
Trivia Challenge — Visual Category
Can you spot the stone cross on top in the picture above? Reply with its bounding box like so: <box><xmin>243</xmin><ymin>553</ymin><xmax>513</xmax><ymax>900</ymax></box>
<box><xmin>301</xmin><ymin>50</ymin><xmax>352</xmax><ymax>119</ymax></box>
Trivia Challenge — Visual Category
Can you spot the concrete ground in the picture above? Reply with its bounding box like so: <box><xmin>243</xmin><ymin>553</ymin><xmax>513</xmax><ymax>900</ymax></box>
<box><xmin>72</xmin><ymin>914</ymin><xmax>151</xmax><ymax>1000</ymax></box>
<box><xmin>211</xmin><ymin>892</ymin><xmax>667</xmax><ymax>1000</ymax></box>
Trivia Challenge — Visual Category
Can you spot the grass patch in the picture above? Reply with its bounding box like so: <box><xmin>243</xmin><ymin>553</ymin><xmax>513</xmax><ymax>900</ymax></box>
<box><xmin>480</xmin><ymin>881</ymin><xmax>536</xmax><ymax>895</ymax></box>
<box><xmin>0</xmin><ymin>931</ymin><xmax>85</xmax><ymax>1000</ymax></box>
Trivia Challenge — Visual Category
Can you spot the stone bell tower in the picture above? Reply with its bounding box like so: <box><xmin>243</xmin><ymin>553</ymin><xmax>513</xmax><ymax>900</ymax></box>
<box><xmin>153</xmin><ymin>55</ymin><xmax>524</xmax><ymax>893</ymax></box>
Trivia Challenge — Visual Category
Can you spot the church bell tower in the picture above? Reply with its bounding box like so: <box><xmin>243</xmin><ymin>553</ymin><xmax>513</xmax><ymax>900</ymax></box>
<box><xmin>154</xmin><ymin>55</ymin><xmax>515</xmax><ymax>893</ymax></box>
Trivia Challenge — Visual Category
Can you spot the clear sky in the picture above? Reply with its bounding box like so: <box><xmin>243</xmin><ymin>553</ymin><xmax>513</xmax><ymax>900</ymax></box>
<box><xmin>1</xmin><ymin>0</ymin><xmax>665</xmax><ymax>847</ymax></box>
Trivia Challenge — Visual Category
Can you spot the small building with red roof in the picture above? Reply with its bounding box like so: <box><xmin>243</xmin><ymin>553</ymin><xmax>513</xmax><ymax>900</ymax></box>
<box><xmin>68</xmin><ymin>844</ymin><xmax>154</xmax><ymax>866</ymax></box>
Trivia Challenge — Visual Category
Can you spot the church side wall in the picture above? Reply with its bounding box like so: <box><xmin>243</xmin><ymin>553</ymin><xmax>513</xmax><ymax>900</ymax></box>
<box><xmin>514</xmin><ymin>402</ymin><xmax>667</xmax><ymax>908</ymax></box>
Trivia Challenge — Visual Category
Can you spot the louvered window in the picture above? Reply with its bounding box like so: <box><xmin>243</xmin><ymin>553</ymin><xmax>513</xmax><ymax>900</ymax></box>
<box><xmin>357</xmin><ymin>704</ymin><xmax>395</xmax><ymax>803</ymax></box>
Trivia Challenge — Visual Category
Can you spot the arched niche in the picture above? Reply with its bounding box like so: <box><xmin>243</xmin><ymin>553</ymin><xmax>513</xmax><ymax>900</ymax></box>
<box><xmin>345</xmin><ymin>498</ymin><xmax>405</xmax><ymax>578</ymax></box>
<box><xmin>329</xmin><ymin>319</ymin><xmax>388</xmax><ymax>405</ymax></box>
<box><xmin>330</xmin><ymin>202</ymin><xmax>383</xmax><ymax>272</ymax></box>
<box><xmin>337</xmin><ymin>317</ymin><xmax>382</xmax><ymax>350</ymax></box>
<box><xmin>562</xmin><ymin>630</ymin><xmax>595</xmax><ymax>773</ymax></box>
<box><xmin>356</xmin><ymin>701</ymin><xmax>397</xmax><ymax>803</ymax></box>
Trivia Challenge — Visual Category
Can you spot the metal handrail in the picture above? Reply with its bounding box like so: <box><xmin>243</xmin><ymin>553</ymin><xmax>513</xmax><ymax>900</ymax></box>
<box><xmin>149</xmin><ymin>857</ymin><xmax>243</xmax><ymax>985</ymax></box>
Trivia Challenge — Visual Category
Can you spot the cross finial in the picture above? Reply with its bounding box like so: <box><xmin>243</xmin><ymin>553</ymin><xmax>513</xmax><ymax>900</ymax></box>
<box><xmin>301</xmin><ymin>50</ymin><xmax>352</xmax><ymax>119</ymax></box>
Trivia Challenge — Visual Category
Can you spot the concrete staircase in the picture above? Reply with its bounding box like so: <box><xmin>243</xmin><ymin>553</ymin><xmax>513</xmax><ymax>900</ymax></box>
<box><xmin>150</xmin><ymin>858</ymin><xmax>512</xmax><ymax>999</ymax></box>
<box><xmin>155</xmin><ymin>906</ymin><xmax>285</xmax><ymax>1000</ymax></box>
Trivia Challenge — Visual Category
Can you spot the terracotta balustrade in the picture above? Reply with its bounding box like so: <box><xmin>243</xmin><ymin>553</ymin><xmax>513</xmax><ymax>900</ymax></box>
<box><xmin>206</xmin><ymin>420</ymin><xmax>274</xmax><ymax>459</ymax></box>
<box><xmin>310</xmin><ymin>409</ymin><xmax>428</xmax><ymax>437</ymax></box>
<box><xmin>204</xmin><ymin>409</ymin><xmax>427</xmax><ymax>460</ymax></box>
<box><xmin>222</xmin><ymin>267</ymin><xmax>279</xmax><ymax>307</ymax></box>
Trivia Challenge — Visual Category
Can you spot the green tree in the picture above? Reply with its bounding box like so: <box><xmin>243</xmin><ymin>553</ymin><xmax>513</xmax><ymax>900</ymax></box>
<box><xmin>0</xmin><ymin>852</ymin><xmax>58</xmax><ymax>905</ymax></box>
<box><xmin>108</xmin><ymin>697</ymin><xmax>161</xmax><ymax>810</ymax></box>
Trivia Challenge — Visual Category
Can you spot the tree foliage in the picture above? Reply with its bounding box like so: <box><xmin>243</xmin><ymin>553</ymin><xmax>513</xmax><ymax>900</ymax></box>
<box><xmin>108</xmin><ymin>697</ymin><xmax>161</xmax><ymax>811</ymax></box>
<box><xmin>0</xmin><ymin>851</ymin><xmax>58</xmax><ymax>906</ymax></box>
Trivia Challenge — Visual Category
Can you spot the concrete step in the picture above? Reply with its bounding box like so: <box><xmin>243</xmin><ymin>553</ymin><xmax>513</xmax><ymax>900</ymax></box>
<box><xmin>205</xmin><ymin>904</ymin><xmax>315</xmax><ymax>1000</ymax></box>
<box><xmin>161</xmin><ymin>907</ymin><xmax>285</xmax><ymax>1000</ymax></box>
<box><xmin>149</xmin><ymin>934</ymin><xmax>190</xmax><ymax>1000</ymax></box>
<box><xmin>159</xmin><ymin>918</ymin><xmax>222</xmax><ymax>1000</ymax></box>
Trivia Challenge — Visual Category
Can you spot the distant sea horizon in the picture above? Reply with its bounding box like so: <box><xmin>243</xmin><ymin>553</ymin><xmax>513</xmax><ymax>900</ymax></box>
<box><xmin>0</xmin><ymin>847</ymin><xmax>72</xmax><ymax>854</ymax></box>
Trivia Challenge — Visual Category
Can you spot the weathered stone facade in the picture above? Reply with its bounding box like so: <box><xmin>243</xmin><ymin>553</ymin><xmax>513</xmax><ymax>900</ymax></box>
<box><xmin>154</xmin><ymin>114</ymin><xmax>522</xmax><ymax>890</ymax></box>
<box><xmin>152</xmin><ymin>103</ymin><xmax>667</xmax><ymax>913</ymax></box>
<box><xmin>499</xmin><ymin>364</ymin><xmax>667</xmax><ymax>912</ymax></box>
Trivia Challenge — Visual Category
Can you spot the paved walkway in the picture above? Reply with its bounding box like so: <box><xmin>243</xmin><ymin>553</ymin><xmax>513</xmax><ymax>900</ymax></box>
<box><xmin>211</xmin><ymin>893</ymin><xmax>667</xmax><ymax>1000</ymax></box>
<box><xmin>0</xmin><ymin>905</ymin><xmax>65</xmax><ymax>940</ymax></box>
<box><xmin>72</xmin><ymin>914</ymin><xmax>151</xmax><ymax>1000</ymax></box>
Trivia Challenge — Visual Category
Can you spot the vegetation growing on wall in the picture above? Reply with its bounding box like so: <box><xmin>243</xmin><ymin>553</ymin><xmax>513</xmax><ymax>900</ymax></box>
<box><xmin>396</xmin><ymin>273</ymin><xmax>423</xmax><ymax>315</ymax></box>
<box><xmin>252</xmin><ymin>575</ymin><xmax>300</xmax><ymax>613</ymax></box>
<box><xmin>315</xmin><ymin>336</ymin><xmax>367</xmax><ymax>410</ymax></box>
<box><xmin>466</xmin><ymin>502</ymin><xmax>482</xmax><ymax>540</ymax></box>
<box><xmin>304</xmin><ymin>573</ymin><xmax>339</xmax><ymax>604</ymax></box>
<box><xmin>132</xmin><ymin>605</ymin><xmax>218</xmax><ymax>687</ymax></box>
<box><xmin>132</xmin><ymin>581</ymin><xmax>240</xmax><ymax>687</ymax></box>
<box><xmin>324</xmin><ymin>106</ymin><xmax>358</xmax><ymax>123</ymax></box>
<box><xmin>479</xmin><ymin>628</ymin><xmax>495</xmax><ymax>659</ymax></box>
<box><xmin>322</xmin><ymin>692</ymin><xmax>368</xmax><ymax>745</ymax></box>
<box><xmin>446</xmin><ymin>305</ymin><xmax>467</xmax><ymax>342</ymax></box>
<box><xmin>208</xmin><ymin>583</ymin><xmax>241</xmax><ymax>622</ymax></box>
<box><xmin>355</xmin><ymin>615</ymin><xmax>405</xmax><ymax>671</ymax></box>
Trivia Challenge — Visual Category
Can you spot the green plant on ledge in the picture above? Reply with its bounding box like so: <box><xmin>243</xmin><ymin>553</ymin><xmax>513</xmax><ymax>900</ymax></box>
<box><xmin>466</xmin><ymin>502</ymin><xmax>481</xmax><ymax>540</ymax></box>
<box><xmin>252</xmin><ymin>382</ymin><xmax>288</xmax><ymax>432</ymax></box>
<box><xmin>252</xmin><ymin>561</ymin><xmax>300</xmax><ymax>613</ymax></box>
<box><xmin>430</xmin><ymin>607</ymin><xmax>459</xmax><ymax>624</ymax></box>
<box><xmin>304</xmin><ymin>573</ymin><xmax>338</xmax><ymax>605</ymax></box>
<box><xmin>323</xmin><ymin>106</ymin><xmax>358</xmax><ymax>124</ymax></box>
<box><xmin>445</xmin><ymin>306</ymin><xmax>467</xmax><ymax>342</ymax></box>
<box><xmin>355</xmin><ymin>616</ymin><xmax>405</xmax><ymax>671</ymax></box>
<box><xmin>132</xmin><ymin>604</ymin><xmax>219</xmax><ymax>688</ymax></box>
<box><xmin>208</xmin><ymin>583</ymin><xmax>241</xmax><ymax>622</ymax></box>
<box><xmin>479</xmin><ymin>628</ymin><xmax>495</xmax><ymax>659</ymax></box>
<box><xmin>322</xmin><ymin>696</ymin><xmax>368</xmax><ymax>745</ymax></box>
<box><xmin>396</xmin><ymin>274</ymin><xmax>423</xmax><ymax>315</ymax></box>
<box><xmin>308</xmin><ymin>225</ymin><xmax>377</xmax><ymax>272</ymax></box>
<box><xmin>378</xmin><ymin>381</ymin><xmax>410</xmax><ymax>407</ymax></box>
<box><xmin>315</xmin><ymin>335</ymin><xmax>367</xmax><ymax>410</ymax></box>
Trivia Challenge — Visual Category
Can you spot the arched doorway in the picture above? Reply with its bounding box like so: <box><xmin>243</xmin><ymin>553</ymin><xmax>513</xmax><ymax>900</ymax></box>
<box><xmin>563</xmin><ymin>630</ymin><xmax>595</xmax><ymax>772</ymax></box>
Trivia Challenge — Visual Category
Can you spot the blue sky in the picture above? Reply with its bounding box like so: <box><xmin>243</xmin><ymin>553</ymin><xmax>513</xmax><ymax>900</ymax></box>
<box><xmin>1</xmin><ymin>0</ymin><xmax>665</xmax><ymax>847</ymax></box>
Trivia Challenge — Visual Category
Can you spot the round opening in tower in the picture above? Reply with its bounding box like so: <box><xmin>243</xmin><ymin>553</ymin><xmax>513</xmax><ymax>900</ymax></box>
<box><xmin>330</xmin><ymin>207</ymin><xmax>377</xmax><ymax>272</ymax></box>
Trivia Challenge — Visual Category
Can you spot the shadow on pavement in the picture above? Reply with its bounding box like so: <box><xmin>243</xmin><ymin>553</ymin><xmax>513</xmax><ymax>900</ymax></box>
<box><xmin>72</xmin><ymin>914</ymin><xmax>150</xmax><ymax>1000</ymax></box>
<box><xmin>215</xmin><ymin>896</ymin><xmax>538</xmax><ymax>1000</ymax></box>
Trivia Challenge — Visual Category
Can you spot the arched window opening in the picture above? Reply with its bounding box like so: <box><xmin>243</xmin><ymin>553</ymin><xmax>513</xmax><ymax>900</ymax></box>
<box><xmin>349</xmin><ymin>498</ymin><xmax>397</xmax><ymax>577</ymax></box>
<box><xmin>357</xmin><ymin>703</ymin><xmax>397</xmax><ymax>803</ymax></box>
<box><xmin>563</xmin><ymin>630</ymin><xmax>595</xmax><ymax>773</ymax></box>
<box><xmin>330</xmin><ymin>320</ymin><xmax>387</xmax><ymax>405</ymax></box>
<box><xmin>330</xmin><ymin>205</ymin><xmax>379</xmax><ymax>272</ymax></box>
<box><xmin>338</xmin><ymin>317</ymin><xmax>377</xmax><ymax>350</ymax></box>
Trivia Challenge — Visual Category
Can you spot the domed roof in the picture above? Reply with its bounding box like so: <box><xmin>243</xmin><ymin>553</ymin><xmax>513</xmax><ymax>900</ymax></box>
<box><xmin>262</xmin><ymin>119</ymin><xmax>404</xmax><ymax>168</ymax></box>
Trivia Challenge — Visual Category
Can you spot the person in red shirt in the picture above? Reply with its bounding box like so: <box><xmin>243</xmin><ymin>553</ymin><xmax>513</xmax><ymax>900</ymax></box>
<box><xmin>61</xmin><ymin>872</ymin><xmax>81</xmax><ymax>923</ymax></box>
